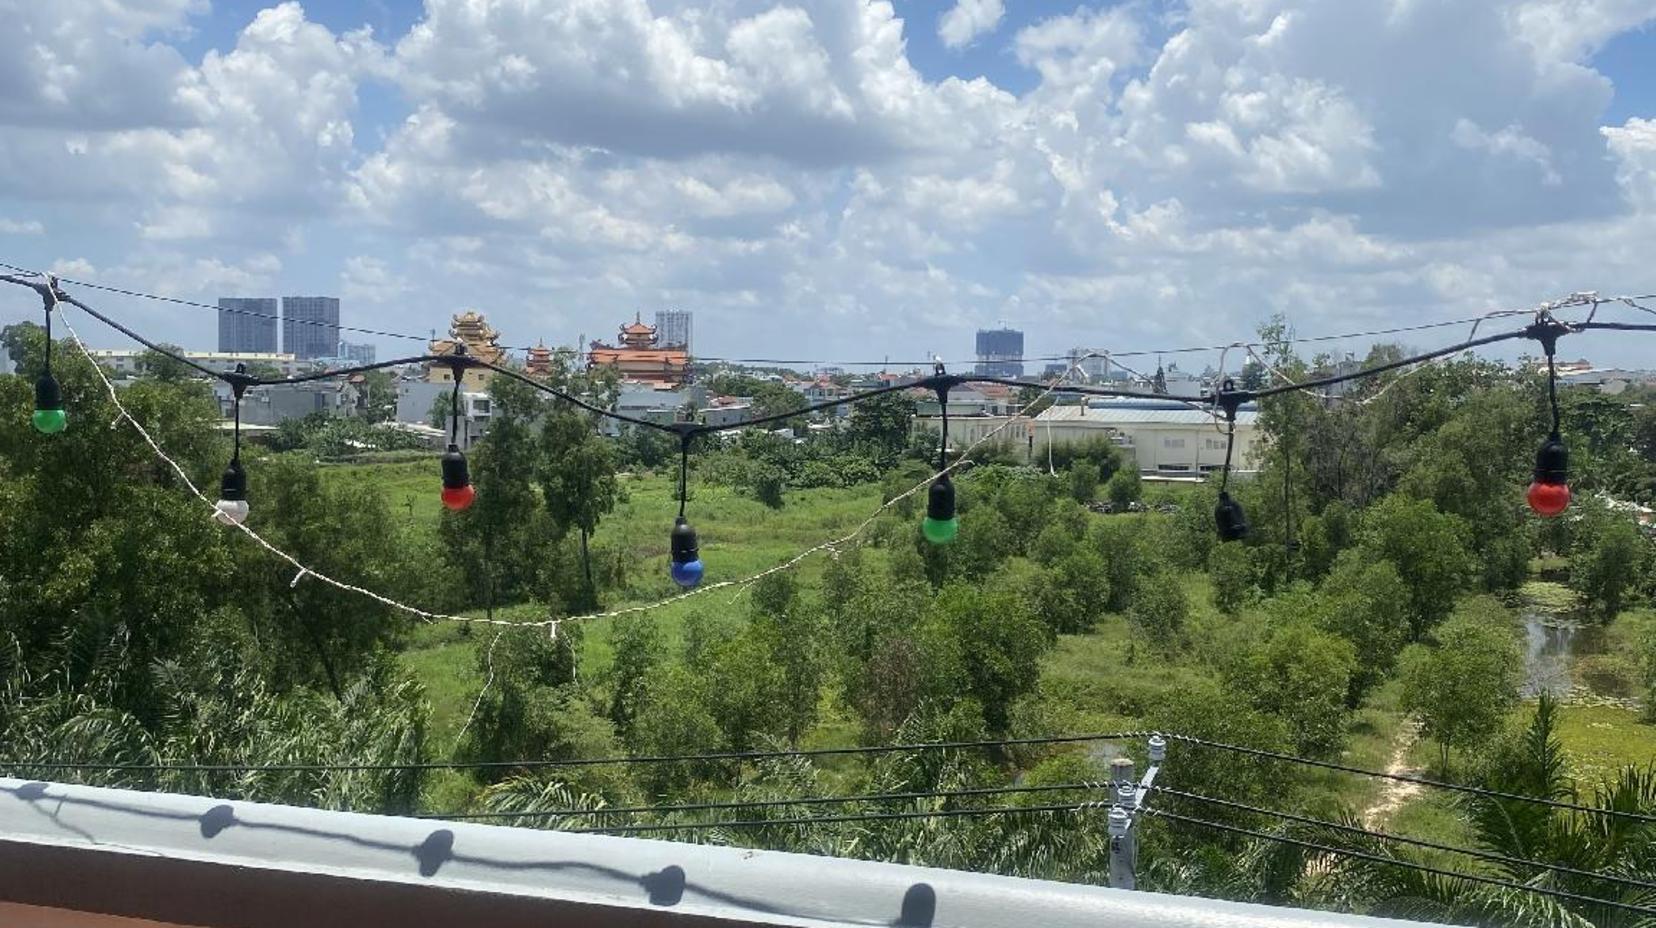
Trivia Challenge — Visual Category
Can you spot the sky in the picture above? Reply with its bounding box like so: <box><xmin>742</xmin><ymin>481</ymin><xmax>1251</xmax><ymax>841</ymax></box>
<box><xmin>2</xmin><ymin>0</ymin><xmax>1656</xmax><ymax>370</ymax></box>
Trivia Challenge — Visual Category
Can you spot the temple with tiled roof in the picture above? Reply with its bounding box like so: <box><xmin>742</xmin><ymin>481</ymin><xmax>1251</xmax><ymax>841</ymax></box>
<box><xmin>587</xmin><ymin>314</ymin><xmax>690</xmax><ymax>385</ymax></box>
<box><xmin>427</xmin><ymin>310</ymin><xmax>507</xmax><ymax>390</ymax></box>
<box><xmin>525</xmin><ymin>341</ymin><xmax>555</xmax><ymax>378</ymax></box>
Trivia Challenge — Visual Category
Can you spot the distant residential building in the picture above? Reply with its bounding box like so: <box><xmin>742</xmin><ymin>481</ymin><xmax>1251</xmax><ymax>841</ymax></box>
<box><xmin>282</xmin><ymin>296</ymin><xmax>340</xmax><ymax>360</ymax></box>
<box><xmin>217</xmin><ymin>298</ymin><xmax>278</xmax><ymax>354</ymax></box>
<box><xmin>1149</xmin><ymin>362</ymin><xmax>1207</xmax><ymax>399</ymax></box>
<box><xmin>214</xmin><ymin>379</ymin><xmax>359</xmax><ymax>427</ymax></box>
<box><xmin>341</xmin><ymin>341</ymin><xmax>377</xmax><ymax>364</ymax></box>
<box><xmin>588</xmin><ymin>315</ymin><xmax>690</xmax><ymax>386</ymax></box>
<box><xmin>600</xmin><ymin>383</ymin><xmax>705</xmax><ymax>435</ymax></box>
<box><xmin>0</xmin><ymin>339</ymin><xmax>11</xmax><ymax>375</ymax></box>
<box><xmin>1561</xmin><ymin>368</ymin><xmax>1656</xmax><ymax>395</ymax></box>
<box><xmin>975</xmin><ymin>328</ymin><xmax>1024</xmax><ymax>378</ymax></box>
<box><xmin>654</xmin><ymin>309</ymin><xmax>693</xmax><ymax>352</ymax></box>
<box><xmin>395</xmin><ymin>380</ymin><xmax>493</xmax><ymax>449</ymax></box>
<box><xmin>87</xmin><ymin>349</ymin><xmax>303</xmax><ymax>379</ymax></box>
<box><xmin>426</xmin><ymin>311</ymin><xmax>507</xmax><ymax>391</ymax></box>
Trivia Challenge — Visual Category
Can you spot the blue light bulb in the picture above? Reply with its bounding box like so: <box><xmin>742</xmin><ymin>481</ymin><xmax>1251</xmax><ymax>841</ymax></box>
<box><xmin>670</xmin><ymin>557</ymin><xmax>704</xmax><ymax>588</ymax></box>
<box><xmin>669</xmin><ymin>517</ymin><xmax>704</xmax><ymax>588</ymax></box>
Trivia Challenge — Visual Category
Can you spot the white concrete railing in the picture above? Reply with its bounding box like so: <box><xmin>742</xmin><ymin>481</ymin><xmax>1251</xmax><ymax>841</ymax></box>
<box><xmin>0</xmin><ymin>777</ymin><xmax>1432</xmax><ymax>928</ymax></box>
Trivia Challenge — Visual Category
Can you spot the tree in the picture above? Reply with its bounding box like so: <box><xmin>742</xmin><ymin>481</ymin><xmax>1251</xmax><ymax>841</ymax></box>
<box><xmin>1317</xmin><ymin>549</ymin><xmax>1410</xmax><ymax>706</ymax></box>
<box><xmin>1068</xmin><ymin>460</ymin><xmax>1100</xmax><ymax>502</ymax></box>
<box><xmin>1027</xmin><ymin>549</ymin><xmax>1110</xmax><ymax>635</ymax></box>
<box><xmin>427</xmin><ymin>393</ymin><xmax>451</xmax><ymax>431</ymax></box>
<box><xmin>135</xmin><ymin>345</ymin><xmax>199</xmax><ymax>384</ymax></box>
<box><xmin>357</xmin><ymin>370</ymin><xmax>397</xmax><ymax>422</ymax></box>
<box><xmin>922</xmin><ymin>584</ymin><xmax>1046</xmax><ymax>733</ymax></box>
<box><xmin>539</xmin><ymin>410</ymin><xmax>619</xmax><ymax>609</ymax></box>
<box><xmin>1357</xmin><ymin>495</ymin><xmax>1473</xmax><ymax>639</ymax></box>
<box><xmin>607</xmin><ymin>614</ymin><xmax>664</xmax><ymax>737</ymax></box>
<box><xmin>751</xmin><ymin>462</ymin><xmax>786</xmax><ymax>508</ymax></box>
<box><xmin>1105</xmin><ymin>467</ymin><xmax>1140</xmax><ymax>509</ymax></box>
<box><xmin>1208</xmin><ymin>541</ymin><xmax>1254</xmax><ymax>615</ymax></box>
<box><xmin>440</xmin><ymin>375</ymin><xmax>546</xmax><ymax>617</ymax></box>
<box><xmin>1128</xmin><ymin>572</ymin><xmax>1188</xmax><ymax>646</ymax></box>
<box><xmin>1224</xmin><ymin>610</ymin><xmax>1356</xmax><ymax>757</ymax></box>
<box><xmin>1399</xmin><ymin>601</ymin><xmax>1522</xmax><ymax>772</ymax></box>
<box><xmin>1570</xmin><ymin>510</ymin><xmax>1645</xmax><ymax>622</ymax></box>
<box><xmin>1091</xmin><ymin>518</ymin><xmax>1145</xmax><ymax>612</ymax></box>
<box><xmin>749</xmin><ymin>573</ymin><xmax>823</xmax><ymax>744</ymax></box>
<box><xmin>847</xmin><ymin>392</ymin><xmax>915</xmax><ymax>466</ymax></box>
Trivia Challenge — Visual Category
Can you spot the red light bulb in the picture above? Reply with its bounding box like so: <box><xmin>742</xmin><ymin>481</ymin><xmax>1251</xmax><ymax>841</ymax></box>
<box><xmin>441</xmin><ymin>484</ymin><xmax>475</xmax><ymax>511</ymax></box>
<box><xmin>1527</xmin><ymin>435</ymin><xmax>1569</xmax><ymax>518</ymax></box>
<box><xmin>1526</xmin><ymin>480</ymin><xmax>1569</xmax><ymax>517</ymax></box>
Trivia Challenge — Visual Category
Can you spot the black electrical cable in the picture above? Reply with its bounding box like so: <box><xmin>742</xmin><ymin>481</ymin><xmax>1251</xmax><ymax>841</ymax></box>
<box><xmin>1165</xmin><ymin>734</ymin><xmax>1656</xmax><ymax>825</ymax></box>
<box><xmin>1152</xmin><ymin>786</ymin><xmax>1656</xmax><ymax>893</ymax></box>
<box><xmin>6</xmin><ymin>272</ymin><xmax>1565</xmax><ymax>444</ymax></box>
<box><xmin>0</xmin><ymin>731</ymin><xmax>1145</xmax><ymax>774</ymax></box>
<box><xmin>568</xmin><ymin>800</ymin><xmax>1105</xmax><ymax>835</ymax></box>
<box><xmin>1249</xmin><ymin>328</ymin><xmax>1527</xmax><ymax>400</ymax></box>
<box><xmin>676</xmin><ymin>433</ymin><xmax>692</xmax><ymax>520</ymax></box>
<box><xmin>421</xmin><ymin>780</ymin><xmax>1112</xmax><ymax>822</ymax></box>
<box><xmin>11</xmin><ymin>260</ymin><xmax>1632</xmax><ymax>377</ymax></box>
<box><xmin>1146</xmin><ymin>808</ymin><xmax>1656</xmax><ymax>918</ymax></box>
<box><xmin>448</xmin><ymin>366</ymin><xmax>463</xmax><ymax>446</ymax></box>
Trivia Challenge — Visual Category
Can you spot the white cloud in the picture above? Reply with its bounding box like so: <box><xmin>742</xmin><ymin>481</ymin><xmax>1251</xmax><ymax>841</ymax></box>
<box><xmin>2</xmin><ymin>0</ymin><xmax>1656</xmax><ymax>367</ymax></box>
<box><xmin>939</xmin><ymin>0</ymin><xmax>1005</xmax><ymax>49</ymax></box>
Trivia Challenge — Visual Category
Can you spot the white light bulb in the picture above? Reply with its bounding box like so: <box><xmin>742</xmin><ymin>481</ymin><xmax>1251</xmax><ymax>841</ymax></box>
<box><xmin>214</xmin><ymin>499</ymin><xmax>250</xmax><ymax>526</ymax></box>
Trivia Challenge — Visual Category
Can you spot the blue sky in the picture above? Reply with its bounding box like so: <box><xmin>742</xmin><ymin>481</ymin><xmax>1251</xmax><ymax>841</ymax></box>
<box><xmin>3</xmin><ymin>0</ymin><xmax>1656</xmax><ymax>369</ymax></box>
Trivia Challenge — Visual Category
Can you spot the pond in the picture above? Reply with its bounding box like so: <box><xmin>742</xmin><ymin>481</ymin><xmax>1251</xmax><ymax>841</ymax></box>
<box><xmin>1517</xmin><ymin>582</ymin><xmax>1607</xmax><ymax>698</ymax></box>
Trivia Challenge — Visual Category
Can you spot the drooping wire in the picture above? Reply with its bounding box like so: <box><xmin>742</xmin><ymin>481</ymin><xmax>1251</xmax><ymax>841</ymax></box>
<box><xmin>13</xmin><ymin>259</ymin><xmax>1645</xmax><ymax>375</ymax></box>
<box><xmin>1152</xmin><ymin>786</ymin><xmax>1656</xmax><ymax>893</ymax></box>
<box><xmin>0</xmin><ymin>731</ymin><xmax>1144</xmax><ymax>774</ymax></box>
<box><xmin>421</xmin><ymin>780</ymin><xmax>1113</xmax><ymax>822</ymax></box>
<box><xmin>1166</xmin><ymin>734</ymin><xmax>1656</xmax><ymax>825</ymax></box>
<box><xmin>1145</xmin><ymin>807</ymin><xmax>1656</xmax><ymax>917</ymax></box>
<box><xmin>567</xmin><ymin>801</ymin><xmax>1106</xmax><ymax>835</ymax></box>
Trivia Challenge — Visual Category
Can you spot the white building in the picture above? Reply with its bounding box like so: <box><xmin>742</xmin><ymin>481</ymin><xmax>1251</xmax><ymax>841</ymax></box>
<box><xmin>1033</xmin><ymin>401</ymin><xmax>1260</xmax><ymax>476</ymax></box>
<box><xmin>87</xmin><ymin>349</ymin><xmax>307</xmax><ymax>379</ymax></box>
<box><xmin>395</xmin><ymin>380</ymin><xmax>492</xmax><ymax>448</ymax></box>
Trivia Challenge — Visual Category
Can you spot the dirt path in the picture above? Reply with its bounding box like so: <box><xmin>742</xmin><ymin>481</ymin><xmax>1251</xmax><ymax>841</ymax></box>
<box><xmin>1362</xmin><ymin>718</ymin><xmax>1424</xmax><ymax>829</ymax></box>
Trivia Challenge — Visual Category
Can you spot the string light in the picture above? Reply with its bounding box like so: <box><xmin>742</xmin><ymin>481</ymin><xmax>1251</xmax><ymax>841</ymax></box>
<box><xmin>1212</xmin><ymin>380</ymin><xmax>1248</xmax><ymax>542</ymax></box>
<box><xmin>31</xmin><ymin>279</ymin><xmax>65</xmax><ymax>434</ymax></box>
<box><xmin>440</xmin><ymin>444</ymin><xmax>475</xmax><ymax>511</ymax></box>
<box><xmin>921</xmin><ymin>360</ymin><xmax>960</xmax><ymax>545</ymax></box>
<box><xmin>669</xmin><ymin>428</ymin><xmax>703</xmax><ymax>587</ymax></box>
<box><xmin>32</xmin><ymin>373</ymin><xmax>65</xmax><ymax>435</ymax></box>
<box><xmin>213</xmin><ymin>366</ymin><xmax>252</xmax><ymax>525</ymax></box>
<box><xmin>923</xmin><ymin>474</ymin><xmax>958</xmax><ymax>544</ymax></box>
<box><xmin>439</xmin><ymin>361</ymin><xmax>475</xmax><ymax>511</ymax></box>
<box><xmin>4</xmin><ymin>269</ymin><xmax>1649</xmax><ymax>634</ymax></box>
<box><xmin>1526</xmin><ymin>315</ymin><xmax>1570</xmax><ymax>518</ymax></box>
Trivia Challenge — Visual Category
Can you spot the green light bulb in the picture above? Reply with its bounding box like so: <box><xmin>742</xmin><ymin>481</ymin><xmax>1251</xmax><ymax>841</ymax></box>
<box><xmin>922</xmin><ymin>516</ymin><xmax>959</xmax><ymax>545</ymax></box>
<box><xmin>31</xmin><ymin>407</ymin><xmax>66</xmax><ymax>435</ymax></box>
